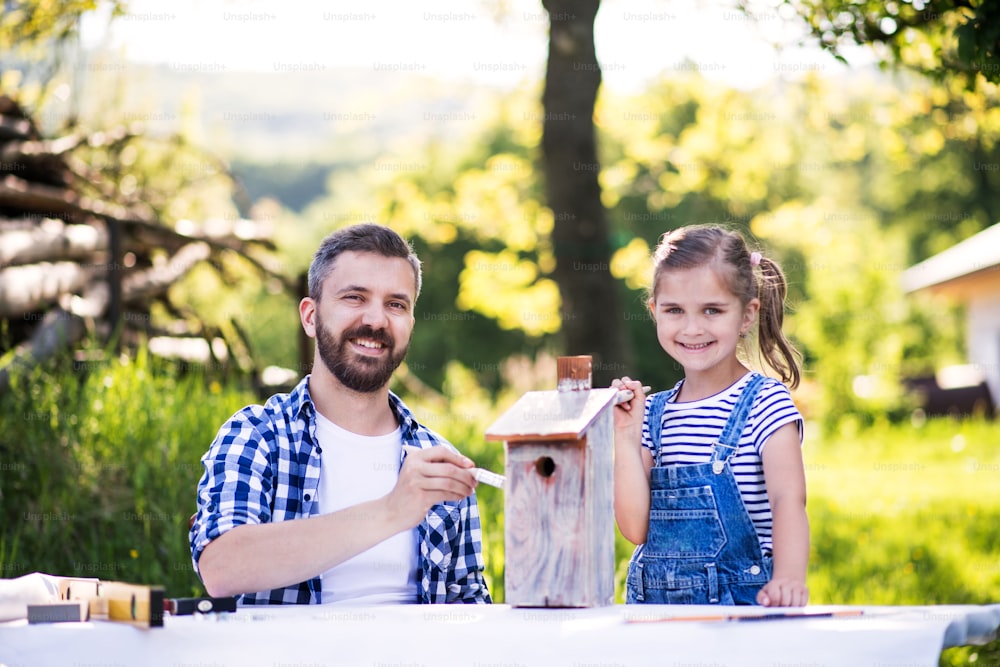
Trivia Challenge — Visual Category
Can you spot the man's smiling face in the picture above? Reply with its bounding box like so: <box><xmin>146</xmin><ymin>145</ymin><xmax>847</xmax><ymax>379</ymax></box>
<box><xmin>312</xmin><ymin>250</ymin><xmax>416</xmax><ymax>393</ymax></box>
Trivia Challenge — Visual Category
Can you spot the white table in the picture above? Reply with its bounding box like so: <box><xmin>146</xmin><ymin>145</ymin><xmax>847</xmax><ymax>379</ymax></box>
<box><xmin>2</xmin><ymin>603</ymin><xmax>999</xmax><ymax>667</ymax></box>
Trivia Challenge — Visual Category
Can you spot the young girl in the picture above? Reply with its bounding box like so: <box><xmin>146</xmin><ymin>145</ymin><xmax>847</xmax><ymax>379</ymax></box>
<box><xmin>613</xmin><ymin>224</ymin><xmax>808</xmax><ymax>607</ymax></box>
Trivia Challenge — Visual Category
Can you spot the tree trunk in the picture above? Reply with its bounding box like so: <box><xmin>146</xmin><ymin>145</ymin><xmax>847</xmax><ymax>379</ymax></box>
<box><xmin>541</xmin><ymin>0</ymin><xmax>631</xmax><ymax>386</ymax></box>
<box><xmin>0</xmin><ymin>261</ymin><xmax>92</xmax><ymax>317</ymax></box>
<box><xmin>0</xmin><ymin>135</ymin><xmax>80</xmax><ymax>186</ymax></box>
<box><xmin>0</xmin><ymin>174</ymin><xmax>144</xmax><ymax>222</ymax></box>
<box><xmin>122</xmin><ymin>242</ymin><xmax>211</xmax><ymax>303</ymax></box>
<box><xmin>0</xmin><ymin>114</ymin><xmax>33</xmax><ymax>142</ymax></box>
<box><xmin>0</xmin><ymin>218</ymin><xmax>107</xmax><ymax>268</ymax></box>
<box><xmin>0</xmin><ymin>283</ymin><xmax>107</xmax><ymax>393</ymax></box>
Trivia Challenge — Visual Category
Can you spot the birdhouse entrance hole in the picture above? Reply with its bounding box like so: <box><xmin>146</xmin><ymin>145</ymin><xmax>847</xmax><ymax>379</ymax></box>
<box><xmin>535</xmin><ymin>456</ymin><xmax>556</xmax><ymax>477</ymax></box>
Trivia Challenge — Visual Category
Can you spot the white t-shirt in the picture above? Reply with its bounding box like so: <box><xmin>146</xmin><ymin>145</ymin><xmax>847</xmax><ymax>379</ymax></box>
<box><xmin>315</xmin><ymin>411</ymin><xmax>418</xmax><ymax>604</ymax></box>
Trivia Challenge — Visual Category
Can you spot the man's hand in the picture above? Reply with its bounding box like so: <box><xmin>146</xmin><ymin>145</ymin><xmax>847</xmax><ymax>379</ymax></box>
<box><xmin>388</xmin><ymin>446</ymin><xmax>478</xmax><ymax>528</ymax></box>
<box><xmin>757</xmin><ymin>577</ymin><xmax>809</xmax><ymax>607</ymax></box>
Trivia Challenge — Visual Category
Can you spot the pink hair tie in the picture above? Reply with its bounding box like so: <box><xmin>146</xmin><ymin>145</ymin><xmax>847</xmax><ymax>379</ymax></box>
<box><xmin>750</xmin><ymin>251</ymin><xmax>762</xmax><ymax>267</ymax></box>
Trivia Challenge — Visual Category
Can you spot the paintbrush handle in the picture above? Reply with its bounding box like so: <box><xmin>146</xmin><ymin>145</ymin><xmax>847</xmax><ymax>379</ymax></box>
<box><xmin>615</xmin><ymin>386</ymin><xmax>652</xmax><ymax>404</ymax></box>
<box><xmin>472</xmin><ymin>468</ymin><xmax>505</xmax><ymax>488</ymax></box>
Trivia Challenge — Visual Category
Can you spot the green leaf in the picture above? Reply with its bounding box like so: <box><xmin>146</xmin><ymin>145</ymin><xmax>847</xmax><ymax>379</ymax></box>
<box><xmin>955</xmin><ymin>22</ymin><xmax>977</xmax><ymax>64</ymax></box>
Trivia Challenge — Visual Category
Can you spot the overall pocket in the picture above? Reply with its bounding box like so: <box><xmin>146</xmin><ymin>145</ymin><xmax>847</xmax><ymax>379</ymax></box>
<box><xmin>645</xmin><ymin>485</ymin><xmax>727</xmax><ymax>559</ymax></box>
<box><xmin>625</xmin><ymin>546</ymin><xmax>645</xmax><ymax>602</ymax></box>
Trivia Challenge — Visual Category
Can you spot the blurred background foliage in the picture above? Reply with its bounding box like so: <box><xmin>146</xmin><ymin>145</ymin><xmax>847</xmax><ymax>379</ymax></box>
<box><xmin>2</xmin><ymin>1</ymin><xmax>1000</xmax><ymax>664</ymax></box>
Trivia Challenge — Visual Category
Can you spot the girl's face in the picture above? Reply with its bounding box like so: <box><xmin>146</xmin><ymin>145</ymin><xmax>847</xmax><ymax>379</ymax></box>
<box><xmin>649</xmin><ymin>264</ymin><xmax>759</xmax><ymax>386</ymax></box>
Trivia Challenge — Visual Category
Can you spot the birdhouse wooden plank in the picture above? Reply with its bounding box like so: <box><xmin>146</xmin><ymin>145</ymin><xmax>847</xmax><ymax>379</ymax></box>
<box><xmin>485</xmin><ymin>356</ymin><xmax>618</xmax><ymax>607</ymax></box>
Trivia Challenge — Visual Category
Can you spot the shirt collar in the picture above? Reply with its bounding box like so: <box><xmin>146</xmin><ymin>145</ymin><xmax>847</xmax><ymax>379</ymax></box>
<box><xmin>290</xmin><ymin>374</ymin><xmax>419</xmax><ymax>439</ymax></box>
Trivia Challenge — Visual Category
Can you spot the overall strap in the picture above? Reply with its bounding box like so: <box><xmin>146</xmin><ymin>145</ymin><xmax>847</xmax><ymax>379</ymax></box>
<box><xmin>647</xmin><ymin>386</ymin><xmax>679</xmax><ymax>466</ymax></box>
<box><xmin>710</xmin><ymin>373</ymin><xmax>769</xmax><ymax>470</ymax></box>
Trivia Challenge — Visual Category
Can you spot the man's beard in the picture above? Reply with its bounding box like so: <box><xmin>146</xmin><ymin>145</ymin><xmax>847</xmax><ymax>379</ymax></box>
<box><xmin>315</xmin><ymin>317</ymin><xmax>409</xmax><ymax>393</ymax></box>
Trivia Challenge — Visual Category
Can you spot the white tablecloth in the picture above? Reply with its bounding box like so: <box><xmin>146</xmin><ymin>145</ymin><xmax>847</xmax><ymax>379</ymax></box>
<box><xmin>2</xmin><ymin>603</ymin><xmax>999</xmax><ymax>667</ymax></box>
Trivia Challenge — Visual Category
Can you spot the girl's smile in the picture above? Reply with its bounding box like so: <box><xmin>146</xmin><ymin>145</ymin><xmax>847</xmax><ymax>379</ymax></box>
<box><xmin>677</xmin><ymin>341</ymin><xmax>714</xmax><ymax>351</ymax></box>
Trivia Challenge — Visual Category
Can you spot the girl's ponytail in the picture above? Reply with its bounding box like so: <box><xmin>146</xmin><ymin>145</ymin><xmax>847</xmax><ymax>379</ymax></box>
<box><xmin>755</xmin><ymin>256</ymin><xmax>801</xmax><ymax>389</ymax></box>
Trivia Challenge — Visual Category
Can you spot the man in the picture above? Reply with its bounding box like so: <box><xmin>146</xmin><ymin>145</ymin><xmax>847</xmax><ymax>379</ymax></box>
<box><xmin>190</xmin><ymin>223</ymin><xmax>491</xmax><ymax>604</ymax></box>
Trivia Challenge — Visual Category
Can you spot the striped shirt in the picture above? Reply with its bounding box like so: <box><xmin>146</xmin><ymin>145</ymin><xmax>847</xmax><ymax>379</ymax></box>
<box><xmin>641</xmin><ymin>372</ymin><xmax>803</xmax><ymax>554</ymax></box>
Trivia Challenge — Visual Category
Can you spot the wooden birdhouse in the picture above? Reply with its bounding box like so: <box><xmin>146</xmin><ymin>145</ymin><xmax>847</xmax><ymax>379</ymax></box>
<box><xmin>485</xmin><ymin>356</ymin><xmax>618</xmax><ymax>607</ymax></box>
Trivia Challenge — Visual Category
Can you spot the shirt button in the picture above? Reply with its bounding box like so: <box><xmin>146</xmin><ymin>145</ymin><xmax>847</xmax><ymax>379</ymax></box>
<box><xmin>316</xmin><ymin>447</ymin><xmax>323</xmax><ymax>455</ymax></box>
<box><xmin>750</xmin><ymin>565</ymin><xmax>761</xmax><ymax>575</ymax></box>
<box><xmin>304</xmin><ymin>493</ymin><xmax>312</xmax><ymax>502</ymax></box>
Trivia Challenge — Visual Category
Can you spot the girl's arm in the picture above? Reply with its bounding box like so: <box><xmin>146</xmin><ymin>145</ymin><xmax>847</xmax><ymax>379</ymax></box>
<box><xmin>612</xmin><ymin>377</ymin><xmax>654</xmax><ymax>545</ymax></box>
<box><xmin>757</xmin><ymin>420</ymin><xmax>810</xmax><ymax>607</ymax></box>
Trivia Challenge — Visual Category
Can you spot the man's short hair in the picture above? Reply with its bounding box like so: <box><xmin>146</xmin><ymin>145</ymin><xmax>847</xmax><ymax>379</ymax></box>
<box><xmin>308</xmin><ymin>223</ymin><xmax>422</xmax><ymax>301</ymax></box>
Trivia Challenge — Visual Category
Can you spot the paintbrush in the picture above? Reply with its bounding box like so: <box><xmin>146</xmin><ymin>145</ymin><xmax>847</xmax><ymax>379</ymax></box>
<box><xmin>615</xmin><ymin>386</ymin><xmax>652</xmax><ymax>404</ymax></box>
<box><xmin>402</xmin><ymin>444</ymin><xmax>505</xmax><ymax>488</ymax></box>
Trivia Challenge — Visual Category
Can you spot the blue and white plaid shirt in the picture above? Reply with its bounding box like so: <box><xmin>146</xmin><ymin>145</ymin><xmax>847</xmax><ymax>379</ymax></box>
<box><xmin>190</xmin><ymin>375</ymin><xmax>491</xmax><ymax>605</ymax></box>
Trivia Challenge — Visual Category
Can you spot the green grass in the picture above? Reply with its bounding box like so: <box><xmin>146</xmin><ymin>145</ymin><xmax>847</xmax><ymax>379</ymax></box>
<box><xmin>803</xmin><ymin>419</ymin><xmax>1000</xmax><ymax>665</ymax></box>
<box><xmin>1</xmin><ymin>355</ymin><xmax>998</xmax><ymax>664</ymax></box>
<box><xmin>0</xmin><ymin>348</ymin><xmax>254</xmax><ymax>596</ymax></box>
<box><xmin>805</xmin><ymin>418</ymin><xmax>1000</xmax><ymax>606</ymax></box>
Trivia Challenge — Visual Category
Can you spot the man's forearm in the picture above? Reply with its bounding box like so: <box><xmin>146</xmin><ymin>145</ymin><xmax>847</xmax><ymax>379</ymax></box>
<box><xmin>198</xmin><ymin>497</ymin><xmax>409</xmax><ymax>597</ymax></box>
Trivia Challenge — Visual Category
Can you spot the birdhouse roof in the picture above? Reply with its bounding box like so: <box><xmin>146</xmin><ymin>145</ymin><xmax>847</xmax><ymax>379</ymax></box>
<box><xmin>484</xmin><ymin>387</ymin><xmax>619</xmax><ymax>442</ymax></box>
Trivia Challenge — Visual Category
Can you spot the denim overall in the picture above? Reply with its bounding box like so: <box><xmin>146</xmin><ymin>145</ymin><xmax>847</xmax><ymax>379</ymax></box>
<box><xmin>626</xmin><ymin>373</ymin><xmax>771</xmax><ymax>605</ymax></box>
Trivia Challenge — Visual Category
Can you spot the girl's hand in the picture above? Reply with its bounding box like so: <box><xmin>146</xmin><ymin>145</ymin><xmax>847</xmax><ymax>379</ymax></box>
<box><xmin>611</xmin><ymin>376</ymin><xmax>646</xmax><ymax>431</ymax></box>
<box><xmin>757</xmin><ymin>577</ymin><xmax>809</xmax><ymax>607</ymax></box>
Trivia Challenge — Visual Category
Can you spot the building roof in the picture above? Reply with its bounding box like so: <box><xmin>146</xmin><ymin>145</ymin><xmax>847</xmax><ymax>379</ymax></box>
<box><xmin>902</xmin><ymin>223</ymin><xmax>1000</xmax><ymax>297</ymax></box>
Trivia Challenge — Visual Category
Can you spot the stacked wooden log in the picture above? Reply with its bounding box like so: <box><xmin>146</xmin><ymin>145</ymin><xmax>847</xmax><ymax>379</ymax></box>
<box><xmin>0</xmin><ymin>94</ymin><xmax>292</xmax><ymax>392</ymax></box>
